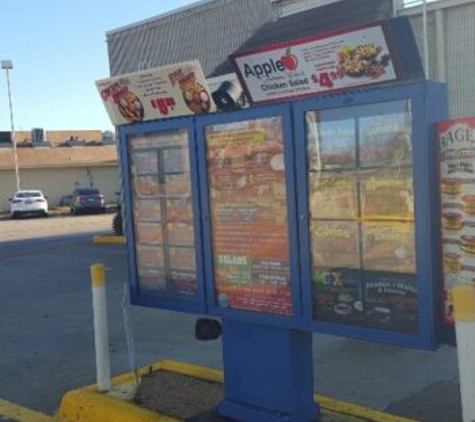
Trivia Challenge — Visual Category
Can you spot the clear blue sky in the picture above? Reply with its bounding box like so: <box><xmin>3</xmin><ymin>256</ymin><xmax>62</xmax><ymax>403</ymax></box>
<box><xmin>0</xmin><ymin>0</ymin><xmax>197</xmax><ymax>132</ymax></box>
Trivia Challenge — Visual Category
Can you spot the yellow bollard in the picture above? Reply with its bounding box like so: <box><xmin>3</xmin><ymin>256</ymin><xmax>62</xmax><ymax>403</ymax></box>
<box><xmin>91</xmin><ymin>264</ymin><xmax>106</xmax><ymax>287</ymax></box>
<box><xmin>90</xmin><ymin>263</ymin><xmax>110</xmax><ymax>392</ymax></box>
<box><xmin>452</xmin><ymin>284</ymin><xmax>475</xmax><ymax>422</ymax></box>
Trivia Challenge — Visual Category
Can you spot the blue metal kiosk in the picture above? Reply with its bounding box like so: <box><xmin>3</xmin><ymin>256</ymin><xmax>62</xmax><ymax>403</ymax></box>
<box><xmin>114</xmin><ymin>17</ymin><xmax>448</xmax><ymax>422</ymax></box>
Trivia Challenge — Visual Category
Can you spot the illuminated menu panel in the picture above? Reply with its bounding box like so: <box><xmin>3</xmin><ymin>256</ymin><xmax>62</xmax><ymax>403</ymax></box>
<box><xmin>128</xmin><ymin>129</ymin><xmax>198</xmax><ymax>299</ymax></box>
<box><xmin>306</xmin><ymin>100</ymin><xmax>418</xmax><ymax>333</ymax></box>
<box><xmin>205</xmin><ymin>117</ymin><xmax>293</xmax><ymax>316</ymax></box>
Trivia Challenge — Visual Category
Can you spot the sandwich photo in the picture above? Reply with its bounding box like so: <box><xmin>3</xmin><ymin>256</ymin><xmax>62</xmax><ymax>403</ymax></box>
<box><xmin>462</xmin><ymin>195</ymin><xmax>475</xmax><ymax>215</ymax></box>
<box><xmin>441</xmin><ymin>212</ymin><xmax>464</xmax><ymax>231</ymax></box>
<box><xmin>441</xmin><ymin>179</ymin><xmax>462</xmax><ymax>196</ymax></box>
<box><xmin>460</xmin><ymin>234</ymin><xmax>475</xmax><ymax>255</ymax></box>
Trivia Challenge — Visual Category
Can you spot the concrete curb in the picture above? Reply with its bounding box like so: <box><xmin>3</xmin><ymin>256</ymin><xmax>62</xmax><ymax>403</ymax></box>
<box><xmin>55</xmin><ymin>360</ymin><xmax>423</xmax><ymax>422</ymax></box>
<box><xmin>92</xmin><ymin>235</ymin><xmax>125</xmax><ymax>245</ymax></box>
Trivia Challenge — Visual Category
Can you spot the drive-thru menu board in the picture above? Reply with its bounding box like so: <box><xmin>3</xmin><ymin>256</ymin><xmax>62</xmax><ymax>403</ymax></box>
<box><xmin>204</xmin><ymin>116</ymin><xmax>292</xmax><ymax>315</ymax></box>
<box><xmin>306</xmin><ymin>99</ymin><xmax>417</xmax><ymax>333</ymax></box>
<box><xmin>438</xmin><ymin>117</ymin><xmax>475</xmax><ymax>324</ymax></box>
<box><xmin>128</xmin><ymin>129</ymin><xmax>198</xmax><ymax>299</ymax></box>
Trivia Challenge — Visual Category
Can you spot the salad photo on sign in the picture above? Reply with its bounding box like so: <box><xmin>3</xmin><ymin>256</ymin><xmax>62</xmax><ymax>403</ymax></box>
<box><xmin>337</xmin><ymin>43</ymin><xmax>391</xmax><ymax>80</ymax></box>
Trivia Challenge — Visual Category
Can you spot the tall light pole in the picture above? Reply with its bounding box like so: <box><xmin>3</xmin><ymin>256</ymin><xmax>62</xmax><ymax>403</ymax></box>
<box><xmin>1</xmin><ymin>60</ymin><xmax>20</xmax><ymax>192</ymax></box>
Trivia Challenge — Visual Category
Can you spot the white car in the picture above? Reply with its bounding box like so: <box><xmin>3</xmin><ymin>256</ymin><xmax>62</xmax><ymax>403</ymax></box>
<box><xmin>10</xmin><ymin>190</ymin><xmax>49</xmax><ymax>219</ymax></box>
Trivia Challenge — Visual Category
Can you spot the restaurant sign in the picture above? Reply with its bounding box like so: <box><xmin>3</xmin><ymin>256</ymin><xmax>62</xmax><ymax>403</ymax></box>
<box><xmin>96</xmin><ymin>60</ymin><xmax>216</xmax><ymax>126</ymax></box>
<box><xmin>231</xmin><ymin>22</ymin><xmax>398</xmax><ymax>105</ymax></box>
<box><xmin>438</xmin><ymin>117</ymin><xmax>475</xmax><ymax>324</ymax></box>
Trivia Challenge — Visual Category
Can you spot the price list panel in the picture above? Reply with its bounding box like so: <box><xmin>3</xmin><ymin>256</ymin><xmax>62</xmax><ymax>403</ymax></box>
<box><xmin>305</xmin><ymin>100</ymin><xmax>417</xmax><ymax>334</ymax></box>
<box><xmin>127</xmin><ymin>128</ymin><xmax>199</xmax><ymax>301</ymax></box>
<box><xmin>203</xmin><ymin>114</ymin><xmax>294</xmax><ymax>316</ymax></box>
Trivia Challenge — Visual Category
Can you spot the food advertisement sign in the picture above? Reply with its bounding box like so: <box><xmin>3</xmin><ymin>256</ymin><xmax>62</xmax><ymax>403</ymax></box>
<box><xmin>231</xmin><ymin>22</ymin><xmax>397</xmax><ymax>105</ymax></box>
<box><xmin>205</xmin><ymin>117</ymin><xmax>293</xmax><ymax>315</ymax></box>
<box><xmin>128</xmin><ymin>129</ymin><xmax>198</xmax><ymax>299</ymax></box>
<box><xmin>96</xmin><ymin>61</ymin><xmax>216</xmax><ymax>126</ymax></box>
<box><xmin>438</xmin><ymin>117</ymin><xmax>475</xmax><ymax>324</ymax></box>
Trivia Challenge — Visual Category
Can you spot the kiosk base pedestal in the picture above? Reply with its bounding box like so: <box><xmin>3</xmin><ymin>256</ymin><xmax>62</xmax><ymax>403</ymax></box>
<box><xmin>218</xmin><ymin>319</ymin><xmax>319</xmax><ymax>422</ymax></box>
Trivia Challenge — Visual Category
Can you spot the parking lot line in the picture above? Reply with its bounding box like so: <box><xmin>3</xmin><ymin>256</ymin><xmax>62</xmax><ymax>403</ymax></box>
<box><xmin>0</xmin><ymin>398</ymin><xmax>53</xmax><ymax>422</ymax></box>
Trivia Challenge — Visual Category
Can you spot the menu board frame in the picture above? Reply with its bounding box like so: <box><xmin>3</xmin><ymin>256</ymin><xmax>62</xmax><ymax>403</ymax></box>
<box><xmin>293</xmin><ymin>82</ymin><xmax>447</xmax><ymax>349</ymax></box>
<box><xmin>196</xmin><ymin>104</ymin><xmax>303</xmax><ymax>327</ymax></box>
<box><xmin>117</xmin><ymin>81</ymin><xmax>447</xmax><ymax>350</ymax></box>
<box><xmin>119</xmin><ymin>117</ymin><xmax>206</xmax><ymax>313</ymax></box>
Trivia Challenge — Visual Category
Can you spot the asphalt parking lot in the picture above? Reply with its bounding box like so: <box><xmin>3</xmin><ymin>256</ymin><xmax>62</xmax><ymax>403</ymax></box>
<box><xmin>0</xmin><ymin>215</ymin><xmax>463</xmax><ymax>422</ymax></box>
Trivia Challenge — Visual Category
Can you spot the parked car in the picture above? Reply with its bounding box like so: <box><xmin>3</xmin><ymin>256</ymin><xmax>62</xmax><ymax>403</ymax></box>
<box><xmin>9</xmin><ymin>190</ymin><xmax>48</xmax><ymax>219</ymax></box>
<box><xmin>69</xmin><ymin>187</ymin><xmax>106</xmax><ymax>215</ymax></box>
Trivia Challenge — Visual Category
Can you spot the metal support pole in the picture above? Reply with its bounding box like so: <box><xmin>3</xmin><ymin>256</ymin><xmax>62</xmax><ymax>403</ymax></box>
<box><xmin>91</xmin><ymin>263</ymin><xmax>111</xmax><ymax>392</ymax></box>
<box><xmin>4</xmin><ymin>67</ymin><xmax>20</xmax><ymax>192</ymax></box>
<box><xmin>218</xmin><ymin>320</ymin><xmax>319</xmax><ymax>422</ymax></box>
<box><xmin>435</xmin><ymin>9</ymin><xmax>446</xmax><ymax>82</ymax></box>
<box><xmin>453</xmin><ymin>284</ymin><xmax>475</xmax><ymax>422</ymax></box>
<box><xmin>422</xmin><ymin>0</ymin><xmax>430</xmax><ymax>79</ymax></box>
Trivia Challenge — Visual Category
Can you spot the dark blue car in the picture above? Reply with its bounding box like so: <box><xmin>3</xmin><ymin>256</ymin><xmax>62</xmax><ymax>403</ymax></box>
<box><xmin>70</xmin><ymin>187</ymin><xmax>106</xmax><ymax>215</ymax></box>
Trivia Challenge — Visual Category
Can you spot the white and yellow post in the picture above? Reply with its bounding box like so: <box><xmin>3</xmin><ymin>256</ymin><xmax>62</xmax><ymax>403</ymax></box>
<box><xmin>453</xmin><ymin>284</ymin><xmax>475</xmax><ymax>422</ymax></box>
<box><xmin>91</xmin><ymin>263</ymin><xmax>111</xmax><ymax>392</ymax></box>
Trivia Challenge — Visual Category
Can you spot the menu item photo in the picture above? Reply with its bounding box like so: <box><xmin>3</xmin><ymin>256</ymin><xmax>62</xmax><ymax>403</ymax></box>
<box><xmin>134</xmin><ymin>199</ymin><xmax>161</xmax><ymax>222</ymax></box>
<box><xmin>363</xmin><ymin>273</ymin><xmax>418</xmax><ymax>333</ymax></box>
<box><xmin>460</xmin><ymin>234</ymin><xmax>475</xmax><ymax>255</ymax></box>
<box><xmin>362</xmin><ymin>222</ymin><xmax>416</xmax><ymax>274</ymax></box>
<box><xmin>444</xmin><ymin>252</ymin><xmax>462</xmax><ymax>273</ymax></box>
<box><xmin>337</xmin><ymin>43</ymin><xmax>390</xmax><ymax>79</ymax></box>
<box><xmin>136</xmin><ymin>245</ymin><xmax>165</xmax><ymax>269</ymax></box>
<box><xmin>306</xmin><ymin>112</ymin><xmax>356</xmax><ymax>171</ymax></box>
<box><xmin>359</xmin><ymin>110</ymin><xmax>412</xmax><ymax>168</ymax></box>
<box><xmin>441</xmin><ymin>212</ymin><xmax>464</xmax><ymax>231</ymax></box>
<box><xmin>308</xmin><ymin>172</ymin><xmax>358</xmax><ymax>220</ymax></box>
<box><xmin>310</xmin><ymin>221</ymin><xmax>360</xmax><ymax>269</ymax></box>
<box><xmin>461</xmin><ymin>195</ymin><xmax>475</xmax><ymax>215</ymax></box>
<box><xmin>360</xmin><ymin>168</ymin><xmax>414</xmax><ymax>221</ymax></box>
<box><xmin>169</xmin><ymin>246</ymin><xmax>196</xmax><ymax>272</ymax></box>
<box><xmin>132</xmin><ymin>151</ymin><xmax>158</xmax><ymax>175</ymax></box>
<box><xmin>117</xmin><ymin>90</ymin><xmax>144</xmax><ymax>122</ymax></box>
<box><xmin>134</xmin><ymin>175</ymin><xmax>160</xmax><ymax>198</ymax></box>
<box><xmin>162</xmin><ymin>146</ymin><xmax>189</xmax><ymax>173</ymax></box>
<box><xmin>163</xmin><ymin>174</ymin><xmax>192</xmax><ymax>196</ymax></box>
<box><xmin>313</xmin><ymin>269</ymin><xmax>364</xmax><ymax>324</ymax></box>
<box><xmin>170</xmin><ymin>270</ymin><xmax>197</xmax><ymax>296</ymax></box>
<box><xmin>138</xmin><ymin>267</ymin><xmax>167</xmax><ymax>291</ymax></box>
<box><xmin>166</xmin><ymin>199</ymin><xmax>194</xmax><ymax>223</ymax></box>
<box><xmin>441</xmin><ymin>178</ymin><xmax>462</xmax><ymax>196</ymax></box>
<box><xmin>167</xmin><ymin>223</ymin><xmax>195</xmax><ymax>246</ymax></box>
<box><xmin>136</xmin><ymin>222</ymin><xmax>163</xmax><ymax>245</ymax></box>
